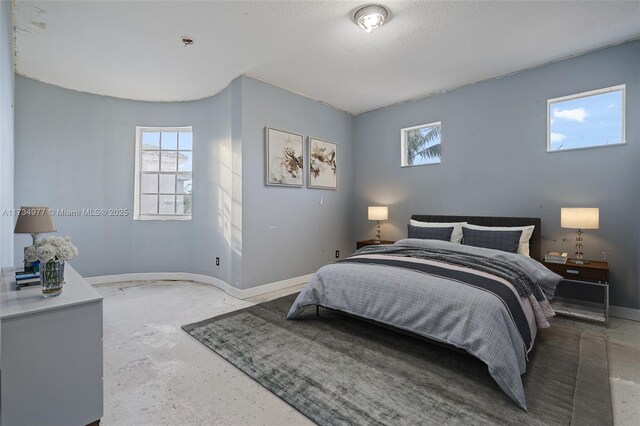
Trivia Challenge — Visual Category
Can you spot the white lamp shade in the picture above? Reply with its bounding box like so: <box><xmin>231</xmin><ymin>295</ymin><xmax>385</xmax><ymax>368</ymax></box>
<box><xmin>368</xmin><ymin>206</ymin><xmax>388</xmax><ymax>221</ymax></box>
<box><xmin>561</xmin><ymin>208</ymin><xmax>599</xmax><ymax>230</ymax></box>
<box><xmin>14</xmin><ymin>206</ymin><xmax>56</xmax><ymax>234</ymax></box>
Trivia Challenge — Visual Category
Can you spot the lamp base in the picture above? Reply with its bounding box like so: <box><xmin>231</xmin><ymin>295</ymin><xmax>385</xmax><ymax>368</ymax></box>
<box><xmin>375</xmin><ymin>220</ymin><xmax>382</xmax><ymax>242</ymax></box>
<box><xmin>572</xmin><ymin>229</ymin><xmax>589</xmax><ymax>265</ymax></box>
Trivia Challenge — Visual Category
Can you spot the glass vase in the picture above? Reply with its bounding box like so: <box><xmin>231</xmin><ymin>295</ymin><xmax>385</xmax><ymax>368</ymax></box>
<box><xmin>41</xmin><ymin>259</ymin><xmax>65</xmax><ymax>298</ymax></box>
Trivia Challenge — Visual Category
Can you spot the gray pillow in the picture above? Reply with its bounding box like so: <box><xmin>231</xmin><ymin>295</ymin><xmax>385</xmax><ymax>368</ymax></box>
<box><xmin>462</xmin><ymin>228</ymin><xmax>523</xmax><ymax>253</ymax></box>
<box><xmin>407</xmin><ymin>224</ymin><xmax>454</xmax><ymax>241</ymax></box>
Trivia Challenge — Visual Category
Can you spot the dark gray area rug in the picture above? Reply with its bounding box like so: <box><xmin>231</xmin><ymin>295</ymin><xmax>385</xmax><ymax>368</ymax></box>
<box><xmin>183</xmin><ymin>294</ymin><xmax>613</xmax><ymax>426</ymax></box>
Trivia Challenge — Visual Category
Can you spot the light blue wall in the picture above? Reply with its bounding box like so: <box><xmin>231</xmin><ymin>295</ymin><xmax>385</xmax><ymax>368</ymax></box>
<box><xmin>13</xmin><ymin>75</ymin><xmax>355</xmax><ymax>291</ymax></box>
<box><xmin>354</xmin><ymin>41</ymin><xmax>640</xmax><ymax>309</ymax></box>
<box><xmin>0</xmin><ymin>0</ymin><xmax>15</xmax><ymax>371</ymax></box>
<box><xmin>0</xmin><ymin>0</ymin><xmax>15</xmax><ymax>267</ymax></box>
<box><xmin>14</xmin><ymin>41</ymin><xmax>639</xmax><ymax>306</ymax></box>
<box><xmin>14</xmin><ymin>77</ymin><xmax>236</xmax><ymax>284</ymax></box>
<box><xmin>227</xmin><ymin>77</ymin><xmax>244</xmax><ymax>287</ymax></box>
<box><xmin>239</xmin><ymin>76</ymin><xmax>355</xmax><ymax>289</ymax></box>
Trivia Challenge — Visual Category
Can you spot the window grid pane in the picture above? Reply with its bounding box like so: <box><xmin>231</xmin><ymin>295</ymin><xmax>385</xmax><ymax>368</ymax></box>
<box><xmin>141</xmin><ymin>173</ymin><xmax>158</xmax><ymax>193</ymax></box>
<box><xmin>178</xmin><ymin>132</ymin><xmax>192</xmax><ymax>150</ymax></box>
<box><xmin>159</xmin><ymin>194</ymin><xmax>176</xmax><ymax>214</ymax></box>
<box><xmin>141</xmin><ymin>195</ymin><xmax>158</xmax><ymax>215</ymax></box>
<box><xmin>160</xmin><ymin>151</ymin><xmax>178</xmax><ymax>172</ymax></box>
<box><xmin>161</xmin><ymin>132</ymin><xmax>178</xmax><ymax>150</ymax></box>
<box><xmin>141</xmin><ymin>151</ymin><xmax>160</xmax><ymax>171</ymax></box>
<box><xmin>142</xmin><ymin>131</ymin><xmax>160</xmax><ymax>149</ymax></box>
<box><xmin>178</xmin><ymin>151</ymin><xmax>193</xmax><ymax>172</ymax></box>
<box><xmin>159</xmin><ymin>174</ymin><xmax>176</xmax><ymax>193</ymax></box>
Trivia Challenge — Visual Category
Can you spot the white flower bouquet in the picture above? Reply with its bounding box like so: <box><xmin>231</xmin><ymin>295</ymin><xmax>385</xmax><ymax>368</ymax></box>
<box><xmin>25</xmin><ymin>236</ymin><xmax>79</xmax><ymax>263</ymax></box>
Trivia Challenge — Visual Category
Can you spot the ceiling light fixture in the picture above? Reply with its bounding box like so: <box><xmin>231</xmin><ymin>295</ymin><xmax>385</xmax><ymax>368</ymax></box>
<box><xmin>353</xmin><ymin>5</ymin><xmax>389</xmax><ymax>33</ymax></box>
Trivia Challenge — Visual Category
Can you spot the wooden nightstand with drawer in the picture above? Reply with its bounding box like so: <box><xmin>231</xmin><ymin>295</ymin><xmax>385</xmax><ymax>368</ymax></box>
<box><xmin>356</xmin><ymin>239</ymin><xmax>395</xmax><ymax>250</ymax></box>
<box><xmin>543</xmin><ymin>260</ymin><xmax>609</xmax><ymax>325</ymax></box>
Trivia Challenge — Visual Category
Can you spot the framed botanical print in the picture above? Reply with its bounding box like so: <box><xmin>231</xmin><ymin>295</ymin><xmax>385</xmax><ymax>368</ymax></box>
<box><xmin>265</xmin><ymin>127</ymin><xmax>304</xmax><ymax>187</ymax></box>
<box><xmin>308</xmin><ymin>137</ymin><xmax>337</xmax><ymax>189</ymax></box>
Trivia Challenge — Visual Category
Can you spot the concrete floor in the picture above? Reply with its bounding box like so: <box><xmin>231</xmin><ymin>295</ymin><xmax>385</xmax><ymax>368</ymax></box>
<box><xmin>96</xmin><ymin>280</ymin><xmax>640</xmax><ymax>426</ymax></box>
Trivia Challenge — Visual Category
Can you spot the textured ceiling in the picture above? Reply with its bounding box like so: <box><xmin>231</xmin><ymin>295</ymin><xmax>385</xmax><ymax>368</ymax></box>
<box><xmin>13</xmin><ymin>0</ymin><xmax>640</xmax><ymax>115</ymax></box>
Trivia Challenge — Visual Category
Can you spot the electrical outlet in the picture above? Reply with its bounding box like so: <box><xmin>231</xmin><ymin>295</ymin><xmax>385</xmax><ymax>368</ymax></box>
<box><xmin>216</xmin><ymin>257</ymin><xmax>220</xmax><ymax>266</ymax></box>
<box><xmin>335</xmin><ymin>250</ymin><xmax>340</xmax><ymax>258</ymax></box>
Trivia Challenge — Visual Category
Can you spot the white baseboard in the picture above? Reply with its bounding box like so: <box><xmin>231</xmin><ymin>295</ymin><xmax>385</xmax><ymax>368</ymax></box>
<box><xmin>86</xmin><ymin>272</ymin><xmax>192</xmax><ymax>286</ymax></box>
<box><xmin>239</xmin><ymin>274</ymin><xmax>314</xmax><ymax>299</ymax></box>
<box><xmin>610</xmin><ymin>305</ymin><xmax>640</xmax><ymax>322</ymax></box>
<box><xmin>85</xmin><ymin>272</ymin><xmax>312</xmax><ymax>300</ymax></box>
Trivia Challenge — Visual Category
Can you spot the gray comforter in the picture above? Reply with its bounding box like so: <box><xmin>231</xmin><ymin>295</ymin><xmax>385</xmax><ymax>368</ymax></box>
<box><xmin>287</xmin><ymin>239</ymin><xmax>561</xmax><ymax>410</ymax></box>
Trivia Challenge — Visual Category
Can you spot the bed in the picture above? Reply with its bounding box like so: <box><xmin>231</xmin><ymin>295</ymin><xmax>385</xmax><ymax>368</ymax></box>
<box><xmin>287</xmin><ymin>215</ymin><xmax>562</xmax><ymax>410</ymax></box>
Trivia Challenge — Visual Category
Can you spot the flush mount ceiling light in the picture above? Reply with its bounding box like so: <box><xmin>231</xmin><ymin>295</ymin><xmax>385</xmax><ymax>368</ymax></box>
<box><xmin>353</xmin><ymin>4</ymin><xmax>389</xmax><ymax>33</ymax></box>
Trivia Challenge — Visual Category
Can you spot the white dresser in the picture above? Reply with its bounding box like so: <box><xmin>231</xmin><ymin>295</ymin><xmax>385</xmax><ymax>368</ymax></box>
<box><xmin>0</xmin><ymin>265</ymin><xmax>103</xmax><ymax>426</ymax></box>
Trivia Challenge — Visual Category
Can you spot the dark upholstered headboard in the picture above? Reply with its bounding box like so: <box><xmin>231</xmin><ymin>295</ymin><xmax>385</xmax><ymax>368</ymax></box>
<box><xmin>410</xmin><ymin>215</ymin><xmax>542</xmax><ymax>261</ymax></box>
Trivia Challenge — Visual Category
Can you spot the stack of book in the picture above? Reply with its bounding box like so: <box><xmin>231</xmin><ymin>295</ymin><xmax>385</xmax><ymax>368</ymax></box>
<box><xmin>15</xmin><ymin>271</ymin><xmax>41</xmax><ymax>290</ymax></box>
<box><xmin>545</xmin><ymin>251</ymin><xmax>568</xmax><ymax>264</ymax></box>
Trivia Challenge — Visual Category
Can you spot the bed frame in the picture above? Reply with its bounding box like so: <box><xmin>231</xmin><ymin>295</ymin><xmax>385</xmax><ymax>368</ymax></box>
<box><xmin>315</xmin><ymin>214</ymin><xmax>542</xmax><ymax>320</ymax></box>
<box><xmin>410</xmin><ymin>214</ymin><xmax>542</xmax><ymax>261</ymax></box>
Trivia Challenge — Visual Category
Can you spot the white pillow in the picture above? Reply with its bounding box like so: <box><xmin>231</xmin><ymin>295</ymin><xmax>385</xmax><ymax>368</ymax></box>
<box><xmin>409</xmin><ymin>220</ymin><xmax>467</xmax><ymax>244</ymax></box>
<box><xmin>462</xmin><ymin>224</ymin><xmax>535</xmax><ymax>257</ymax></box>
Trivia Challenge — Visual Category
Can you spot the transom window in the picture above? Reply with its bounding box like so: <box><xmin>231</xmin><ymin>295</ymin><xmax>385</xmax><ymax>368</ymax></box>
<box><xmin>134</xmin><ymin>126</ymin><xmax>193</xmax><ymax>220</ymax></box>
<box><xmin>547</xmin><ymin>85</ymin><xmax>625</xmax><ymax>152</ymax></box>
<box><xmin>401</xmin><ymin>121</ymin><xmax>442</xmax><ymax>167</ymax></box>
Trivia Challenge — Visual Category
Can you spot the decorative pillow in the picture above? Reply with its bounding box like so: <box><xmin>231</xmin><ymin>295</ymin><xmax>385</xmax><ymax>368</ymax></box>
<box><xmin>462</xmin><ymin>224</ymin><xmax>535</xmax><ymax>257</ymax></box>
<box><xmin>409</xmin><ymin>220</ymin><xmax>467</xmax><ymax>244</ymax></box>
<box><xmin>462</xmin><ymin>228</ymin><xmax>523</xmax><ymax>253</ymax></box>
<box><xmin>407</xmin><ymin>225</ymin><xmax>454</xmax><ymax>241</ymax></box>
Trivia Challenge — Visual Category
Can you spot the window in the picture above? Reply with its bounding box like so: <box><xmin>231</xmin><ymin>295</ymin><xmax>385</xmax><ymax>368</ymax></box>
<box><xmin>547</xmin><ymin>85</ymin><xmax>625</xmax><ymax>152</ymax></box>
<box><xmin>401</xmin><ymin>122</ymin><xmax>442</xmax><ymax>167</ymax></box>
<box><xmin>134</xmin><ymin>127</ymin><xmax>193</xmax><ymax>220</ymax></box>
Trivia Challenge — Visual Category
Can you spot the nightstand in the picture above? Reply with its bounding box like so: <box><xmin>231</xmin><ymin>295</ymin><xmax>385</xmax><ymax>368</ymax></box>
<box><xmin>543</xmin><ymin>260</ymin><xmax>609</xmax><ymax>325</ymax></box>
<box><xmin>357</xmin><ymin>239</ymin><xmax>395</xmax><ymax>249</ymax></box>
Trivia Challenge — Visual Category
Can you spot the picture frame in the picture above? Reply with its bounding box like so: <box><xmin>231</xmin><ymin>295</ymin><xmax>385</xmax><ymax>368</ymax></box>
<box><xmin>308</xmin><ymin>137</ymin><xmax>337</xmax><ymax>190</ymax></box>
<box><xmin>265</xmin><ymin>127</ymin><xmax>304</xmax><ymax>187</ymax></box>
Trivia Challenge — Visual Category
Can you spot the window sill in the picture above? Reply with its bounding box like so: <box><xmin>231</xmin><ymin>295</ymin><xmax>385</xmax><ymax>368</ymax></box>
<box><xmin>134</xmin><ymin>215</ymin><xmax>192</xmax><ymax>221</ymax></box>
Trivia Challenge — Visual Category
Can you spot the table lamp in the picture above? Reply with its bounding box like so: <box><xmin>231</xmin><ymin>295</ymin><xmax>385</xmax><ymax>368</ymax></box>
<box><xmin>561</xmin><ymin>207</ymin><xmax>599</xmax><ymax>264</ymax></box>
<box><xmin>368</xmin><ymin>206</ymin><xmax>388</xmax><ymax>243</ymax></box>
<box><xmin>14</xmin><ymin>206</ymin><xmax>56</xmax><ymax>271</ymax></box>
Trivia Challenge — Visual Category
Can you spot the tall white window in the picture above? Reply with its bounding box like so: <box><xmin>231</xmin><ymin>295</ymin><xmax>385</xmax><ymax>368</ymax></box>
<box><xmin>547</xmin><ymin>85</ymin><xmax>625</xmax><ymax>152</ymax></box>
<box><xmin>134</xmin><ymin>126</ymin><xmax>193</xmax><ymax>220</ymax></box>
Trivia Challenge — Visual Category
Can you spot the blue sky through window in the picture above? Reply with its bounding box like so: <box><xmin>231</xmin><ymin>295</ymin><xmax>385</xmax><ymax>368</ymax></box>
<box><xmin>549</xmin><ymin>88</ymin><xmax>624</xmax><ymax>151</ymax></box>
